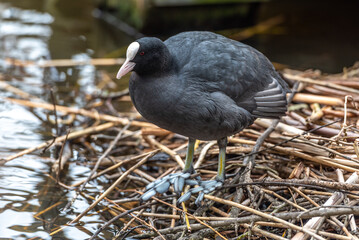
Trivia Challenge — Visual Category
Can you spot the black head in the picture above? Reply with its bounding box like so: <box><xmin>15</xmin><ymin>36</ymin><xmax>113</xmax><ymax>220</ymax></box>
<box><xmin>116</xmin><ymin>37</ymin><xmax>172</xmax><ymax>79</ymax></box>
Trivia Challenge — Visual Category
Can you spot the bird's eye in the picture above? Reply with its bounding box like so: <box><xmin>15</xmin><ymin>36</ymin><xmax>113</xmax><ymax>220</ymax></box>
<box><xmin>140</xmin><ymin>51</ymin><xmax>145</xmax><ymax>56</ymax></box>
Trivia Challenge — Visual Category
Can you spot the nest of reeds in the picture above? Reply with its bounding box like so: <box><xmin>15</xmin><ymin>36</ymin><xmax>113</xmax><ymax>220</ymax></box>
<box><xmin>2</xmin><ymin>61</ymin><xmax>359</xmax><ymax>240</ymax></box>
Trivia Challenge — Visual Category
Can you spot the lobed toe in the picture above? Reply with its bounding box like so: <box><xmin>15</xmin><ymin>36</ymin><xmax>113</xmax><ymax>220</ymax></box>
<box><xmin>195</xmin><ymin>192</ymin><xmax>205</xmax><ymax>206</ymax></box>
<box><xmin>177</xmin><ymin>191</ymin><xmax>192</xmax><ymax>204</ymax></box>
<box><xmin>155</xmin><ymin>181</ymin><xmax>170</xmax><ymax>194</ymax></box>
<box><xmin>141</xmin><ymin>189</ymin><xmax>156</xmax><ymax>201</ymax></box>
<box><xmin>174</xmin><ymin>176</ymin><xmax>185</xmax><ymax>194</ymax></box>
<box><xmin>185</xmin><ymin>179</ymin><xmax>199</xmax><ymax>186</ymax></box>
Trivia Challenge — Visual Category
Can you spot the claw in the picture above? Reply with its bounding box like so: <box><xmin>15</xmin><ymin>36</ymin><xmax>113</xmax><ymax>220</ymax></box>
<box><xmin>169</xmin><ymin>174</ymin><xmax>182</xmax><ymax>184</ymax></box>
<box><xmin>215</xmin><ymin>181</ymin><xmax>223</xmax><ymax>188</ymax></box>
<box><xmin>189</xmin><ymin>186</ymin><xmax>203</xmax><ymax>194</ymax></box>
<box><xmin>178</xmin><ymin>191</ymin><xmax>192</xmax><ymax>204</ymax></box>
<box><xmin>168</xmin><ymin>172</ymin><xmax>182</xmax><ymax>180</ymax></box>
<box><xmin>201</xmin><ymin>180</ymin><xmax>222</xmax><ymax>189</ymax></box>
<box><xmin>146</xmin><ymin>178</ymin><xmax>161</xmax><ymax>190</ymax></box>
<box><xmin>141</xmin><ymin>189</ymin><xmax>156</xmax><ymax>201</ymax></box>
<box><xmin>185</xmin><ymin>179</ymin><xmax>199</xmax><ymax>186</ymax></box>
<box><xmin>195</xmin><ymin>192</ymin><xmax>204</xmax><ymax>206</ymax></box>
<box><xmin>155</xmin><ymin>181</ymin><xmax>170</xmax><ymax>194</ymax></box>
<box><xmin>174</xmin><ymin>177</ymin><xmax>185</xmax><ymax>194</ymax></box>
<box><xmin>204</xmin><ymin>186</ymin><xmax>217</xmax><ymax>193</ymax></box>
<box><xmin>181</xmin><ymin>172</ymin><xmax>191</xmax><ymax>179</ymax></box>
<box><xmin>161</xmin><ymin>175</ymin><xmax>171</xmax><ymax>182</ymax></box>
<box><xmin>173</xmin><ymin>177</ymin><xmax>180</xmax><ymax>193</ymax></box>
<box><xmin>141</xmin><ymin>171</ymin><xmax>204</xmax><ymax>203</ymax></box>
<box><xmin>177</xmin><ymin>177</ymin><xmax>185</xmax><ymax>193</ymax></box>
<box><xmin>145</xmin><ymin>181</ymin><xmax>156</xmax><ymax>190</ymax></box>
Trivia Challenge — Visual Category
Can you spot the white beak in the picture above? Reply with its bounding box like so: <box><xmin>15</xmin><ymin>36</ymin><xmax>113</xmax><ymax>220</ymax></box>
<box><xmin>116</xmin><ymin>59</ymin><xmax>136</xmax><ymax>79</ymax></box>
<box><xmin>116</xmin><ymin>41</ymin><xmax>140</xmax><ymax>79</ymax></box>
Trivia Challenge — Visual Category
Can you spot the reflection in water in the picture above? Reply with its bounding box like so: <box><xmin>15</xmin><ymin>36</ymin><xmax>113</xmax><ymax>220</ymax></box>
<box><xmin>0</xmin><ymin>1</ymin><xmax>125</xmax><ymax>239</ymax></box>
<box><xmin>1</xmin><ymin>0</ymin><xmax>358</xmax><ymax>239</ymax></box>
<box><xmin>0</xmin><ymin>3</ymin><xmax>53</xmax><ymax>148</ymax></box>
<box><xmin>0</xmin><ymin>156</ymin><xmax>56</xmax><ymax>239</ymax></box>
<box><xmin>0</xmin><ymin>155</ymin><xmax>104</xmax><ymax>239</ymax></box>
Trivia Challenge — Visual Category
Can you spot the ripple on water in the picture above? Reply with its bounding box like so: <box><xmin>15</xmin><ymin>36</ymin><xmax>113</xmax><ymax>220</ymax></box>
<box><xmin>0</xmin><ymin>1</ymin><xmax>122</xmax><ymax>239</ymax></box>
<box><xmin>0</xmin><ymin>103</ymin><xmax>43</xmax><ymax>151</ymax></box>
<box><xmin>0</xmin><ymin>156</ymin><xmax>49</xmax><ymax>239</ymax></box>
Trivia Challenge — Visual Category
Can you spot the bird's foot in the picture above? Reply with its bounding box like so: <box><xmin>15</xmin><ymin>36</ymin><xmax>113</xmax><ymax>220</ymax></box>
<box><xmin>178</xmin><ymin>179</ymin><xmax>223</xmax><ymax>206</ymax></box>
<box><xmin>140</xmin><ymin>172</ymin><xmax>199</xmax><ymax>202</ymax></box>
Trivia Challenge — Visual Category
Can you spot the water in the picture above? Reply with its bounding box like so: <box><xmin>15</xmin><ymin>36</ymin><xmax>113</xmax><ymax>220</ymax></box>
<box><xmin>0</xmin><ymin>156</ymin><xmax>103</xmax><ymax>239</ymax></box>
<box><xmin>0</xmin><ymin>0</ymin><xmax>358</xmax><ymax>239</ymax></box>
<box><xmin>0</xmin><ymin>0</ymin><xmax>132</xmax><ymax>239</ymax></box>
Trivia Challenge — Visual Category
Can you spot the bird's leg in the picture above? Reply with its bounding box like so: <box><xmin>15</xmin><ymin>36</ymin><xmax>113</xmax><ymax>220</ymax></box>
<box><xmin>216</xmin><ymin>137</ymin><xmax>227</xmax><ymax>182</ymax></box>
<box><xmin>172</xmin><ymin>138</ymin><xmax>200</xmax><ymax>193</ymax></box>
<box><xmin>178</xmin><ymin>137</ymin><xmax>227</xmax><ymax>205</ymax></box>
<box><xmin>140</xmin><ymin>138</ymin><xmax>199</xmax><ymax>202</ymax></box>
<box><xmin>183</xmin><ymin>138</ymin><xmax>196</xmax><ymax>174</ymax></box>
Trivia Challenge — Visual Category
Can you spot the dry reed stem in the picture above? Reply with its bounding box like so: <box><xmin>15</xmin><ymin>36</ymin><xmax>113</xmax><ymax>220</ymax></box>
<box><xmin>291</xmin><ymin>172</ymin><xmax>359</xmax><ymax>240</ymax></box>
<box><xmin>132</xmin><ymin>206</ymin><xmax>359</xmax><ymax>239</ymax></box>
<box><xmin>144</xmin><ymin>135</ymin><xmax>185</xmax><ymax>168</ymax></box>
<box><xmin>283</xmin><ymin>72</ymin><xmax>359</xmax><ymax>94</ymax></box>
<box><xmin>230</xmin><ymin>15</ymin><xmax>284</xmax><ymax>41</ymax></box>
<box><xmin>241</xmin><ymin>223</ymin><xmax>289</xmax><ymax>240</ymax></box>
<box><xmin>0</xmin><ymin>81</ymin><xmax>42</xmax><ymax>100</ymax></box>
<box><xmin>265</xmin><ymin>143</ymin><xmax>359</xmax><ymax>172</ymax></box>
<box><xmin>5</xmin><ymin>57</ymin><xmax>125</xmax><ymax>67</ymax></box>
<box><xmin>68</xmin><ymin>152</ymin><xmax>154</xmax><ymax>225</ymax></box>
<box><xmin>153</xmin><ymin>197</ymin><xmax>228</xmax><ymax>240</ymax></box>
<box><xmin>194</xmin><ymin>141</ymin><xmax>216</xmax><ymax>169</ymax></box>
<box><xmin>5</xmin><ymin>62</ymin><xmax>359</xmax><ymax>239</ymax></box>
<box><xmin>110</xmin><ymin>201</ymin><xmax>165</xmax><ymax>240</ymax></box>
<box><xmin>71</xmin><ymin>150</ymin><xmax>159</xmax><ymax>187</ymax></box>
<box><xmin>5</xmin><ymin>97</ymin><xmax>154</xmax><ymax>128</ymax></box>
<box><xmin>205</xmin><ymin>195</ymin><xmax>326</xmax><ymax>240</ymax></box>
<box><xmin>262</xmin><ymin>188</ymin><xmax>306</xmax><ymax>211</ymax></box>
<box><xmin>2</xmin><ymin>121</ymin><xmax>118</xmax><ymax>163</ymax></box>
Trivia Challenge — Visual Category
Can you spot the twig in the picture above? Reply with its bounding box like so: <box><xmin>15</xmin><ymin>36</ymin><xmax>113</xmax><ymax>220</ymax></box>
<box><xmin>67</xmin><ymin>152</ymin><xmax>155</xmax><ymax>225</ymax></box>
<box><xmin>55</xmin><ymin>130</ymin><xmax>70</xmax><ymax>182</ymax></box>
<box><xmin>194</xmin><ymin>141</ymin><xmax>216</xmax><ymax>169</ymax></box>
<box><xmin>291</xmin><ymin>172</ymin><xmax>359</xmax><ymax>240</ymax></box>
<box><xmin>5</xmin><ymin>57</ymin><xmax>125</xmax><ymax>67</ymax></box>
<box><xmin>224</xmin><ymin>178</ymin><xmax>359</xmax><ymax>192</ymax></box>
<box><xmin>62</xmin><ymin>123</ymin><xmax>132</xmax><ymax>212</ymax></box>
<box><xmin>0</xmin><ymin>80</ymin><xmax>42</xmax><ymax>100</ymax></box>
<box><xmin>1</xmin><ymin>122</ymin><xmax>118</xmax><ymax>163</ymax></box>
<box><xmin>109</xmin><ymin>199</ymin><xmax>166</xmax><ymax>240</ymax></box>
<box><xmin>205</xmin><ymin>195</ymin><xmax>326</xmax><ymax>240</ymax></box>
<box><xmin>144</xmin><ymin>136</ymin><xmax>184</xmax><ymax>168</ymax></box>
<box><xmin>87</xmin><ymin>202</ymin><xmax>153</xmax><ymax>240</ymax></box>
<box><xmin>332</xmin><ymin>95</ymin><xmax>351</xmax><ymax>141</ymax></box>
<box><xmin>241</xmin><ymin>223</ymin><xmax>289</xmax><ymax>240</ymax></box>
<box><xmin>70</xmin><ymin>150</ymin><xmax>158</xmax><ymax>187</ymax></box>
<box><xmin>283</xmin><ymin>73</ymin><xmax>359</xmax><ymax>94</ymax></box>
<box><xmin>153</xmin><ymin>197</ymin><xmax>228</xmax><ymax>240</ymax></box>
<box><xmin>131</xmin><ymin>206</ymin><xmax>359</xmax><ymax>239</ymax></box>
<box><xmin>50</xmin><ymin>89</ymin><xmax>59</xmax><ymax>137</ymax></box>
<box><xmin>4</xmin><ymin>97</ymin><xmax>154</xmax><ymax>128</ymax></box>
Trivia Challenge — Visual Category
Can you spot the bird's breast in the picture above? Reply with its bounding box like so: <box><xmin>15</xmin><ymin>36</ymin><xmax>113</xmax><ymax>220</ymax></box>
<box><xmin>129</xmin><ymin>75</ymin><xmax>251</xmax><ymax>140</ymax></box>
<box><xmin>129</xmin><ymin>74</ymin><xmax>183</xmax><ymax>130</ymax></box>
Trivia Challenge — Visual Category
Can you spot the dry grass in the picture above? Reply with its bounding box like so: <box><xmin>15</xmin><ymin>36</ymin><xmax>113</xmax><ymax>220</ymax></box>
<box><xmin>2</xmin><ymin>61</ymin><xmax>359</xmax><ymax>240</ymax></box>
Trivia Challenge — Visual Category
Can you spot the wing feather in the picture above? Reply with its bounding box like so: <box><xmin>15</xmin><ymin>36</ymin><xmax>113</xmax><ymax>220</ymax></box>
<box><xmin>167</xmin><ymin>31</ymin><xmax>290</xmax><ymax>119</ymax></box>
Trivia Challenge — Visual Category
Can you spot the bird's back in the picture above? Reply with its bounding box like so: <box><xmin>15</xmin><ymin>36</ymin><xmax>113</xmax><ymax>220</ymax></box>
<box><xmin>165</xmin><ymin>31</ymin><xmax>290</xmax><ymax>120</ymax></box>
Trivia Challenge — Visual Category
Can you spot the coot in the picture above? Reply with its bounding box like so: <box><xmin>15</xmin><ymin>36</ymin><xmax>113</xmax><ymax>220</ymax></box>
<box><xmin>117</xmin><ymin>31</ymin><xmax>290</xmax><ymax>205</ymax></box>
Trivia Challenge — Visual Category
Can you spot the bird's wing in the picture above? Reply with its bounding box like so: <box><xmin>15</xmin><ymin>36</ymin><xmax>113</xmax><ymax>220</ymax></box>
<box><xmin>181</xmin><ymin>37</ymin><xmax>290</xmax><ymax>119</ymax></box>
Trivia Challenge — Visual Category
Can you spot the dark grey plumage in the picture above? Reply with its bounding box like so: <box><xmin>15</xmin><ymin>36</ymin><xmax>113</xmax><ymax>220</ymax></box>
<box><xmin>129</xmin><ymin>31</ymin><xmax>290</xmax><ymax>141</ymax></box>
<box><xmin>117</xmin><ymin>31</ymin><xmax>290</xmax><ymax>204</ymax></box>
